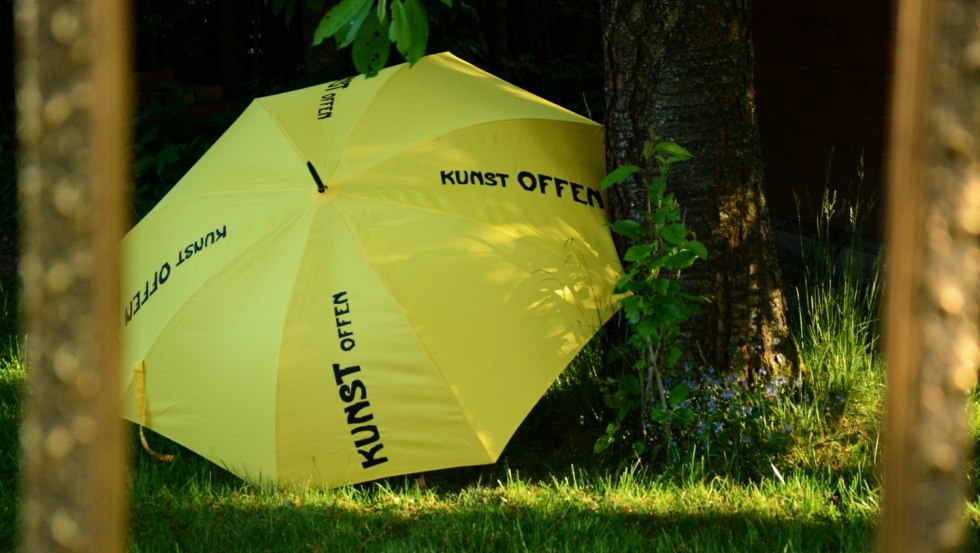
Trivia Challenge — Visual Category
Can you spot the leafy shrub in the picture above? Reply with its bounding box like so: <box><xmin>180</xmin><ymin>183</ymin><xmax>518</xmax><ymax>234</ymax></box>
<box><xmin>131</xmin><ymin>84</ymin><xmax>239</xmax><ymax>221</ymax></box>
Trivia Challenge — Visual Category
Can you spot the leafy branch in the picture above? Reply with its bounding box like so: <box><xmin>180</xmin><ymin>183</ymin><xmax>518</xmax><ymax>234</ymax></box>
<box><xmin>268</xmin><ymin>0</ymin><xmax>452</xmax><ymax>76</ymax></box>
<box><xmin>595</xmin><ymin>137</ymin><xmax>709</xmax><ymax>460</ymax></box>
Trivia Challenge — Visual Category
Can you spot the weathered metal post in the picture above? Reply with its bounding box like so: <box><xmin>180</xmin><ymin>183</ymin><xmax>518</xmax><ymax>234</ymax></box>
<box><xmin>15</xmin><ymin>0</ymin><xmax>130</xmax><ymax>551</ymax></box>
<box><xmin>880</xmin><ymin>0</ymin><xmax>980</xmax><ymax>551</ymax></box>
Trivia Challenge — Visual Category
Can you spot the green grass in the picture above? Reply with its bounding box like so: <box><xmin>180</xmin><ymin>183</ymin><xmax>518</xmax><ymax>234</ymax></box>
<box><xmin>2</xmin><ymin>193</ymin><xmax>980</xmax><ymax>550</ymax></box>
<box><xmin>124</xmin><ymin>460</ymin><xmax>877</xmax><ymax>553</ymax></box>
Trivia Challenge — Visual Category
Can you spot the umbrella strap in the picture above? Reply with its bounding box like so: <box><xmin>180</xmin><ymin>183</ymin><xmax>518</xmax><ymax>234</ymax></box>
<box><xmin>134</xmin><ymin>360</ymin><xmax>174</xmax><ymax>463</ymax></box>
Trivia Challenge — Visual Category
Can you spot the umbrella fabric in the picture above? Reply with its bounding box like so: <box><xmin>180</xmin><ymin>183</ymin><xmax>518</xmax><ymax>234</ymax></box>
<box><xmin>121</xmin><ymin>52</ymin><xmax>622</xmax><ymax>487</ymax></box>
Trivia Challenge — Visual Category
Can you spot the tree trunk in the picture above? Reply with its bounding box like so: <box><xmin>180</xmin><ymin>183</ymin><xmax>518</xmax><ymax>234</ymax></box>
<box><xmin>16</xmin><ymin>0</ymin><xmax>129</xmax><ymax>550</ymax></box>
<box><xmin>599</xmin><ymin>0</ymin><xmax>800</xmax><ymax>378</ymax></box>
<box><xmin>878</xmin><ymin>0</ymin><xmax>978</xmax><ymax>550</ymax></box>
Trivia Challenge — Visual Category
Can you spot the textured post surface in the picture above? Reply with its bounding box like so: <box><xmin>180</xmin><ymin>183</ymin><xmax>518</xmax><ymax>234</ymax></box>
<box><xmin>15</xmin><ymin>0</ymin><xmax>129</xmax><ymax>551</ymax></box>
<box><xmin>880</xmin><ymin>0</ymin><xmax>980</xmax><ymax>551</ymax></box>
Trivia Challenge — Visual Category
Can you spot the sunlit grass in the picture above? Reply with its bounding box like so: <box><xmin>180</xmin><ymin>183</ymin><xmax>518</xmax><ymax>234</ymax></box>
<box><xmin>783</xmin><ymin>189</ymin><xmax>884</xmax><ymax>476</ymax></box>
<box><xmin>126</xmin><ymin>454</ymin><xmax>878</xmax><ymax>553</ymax></box>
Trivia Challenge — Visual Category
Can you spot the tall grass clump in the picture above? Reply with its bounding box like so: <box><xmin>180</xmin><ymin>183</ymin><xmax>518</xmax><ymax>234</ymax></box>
<box><xmin>789</xmin><ymin>186</ymin><xmax>884</xmax><ymax>469</ymax></box>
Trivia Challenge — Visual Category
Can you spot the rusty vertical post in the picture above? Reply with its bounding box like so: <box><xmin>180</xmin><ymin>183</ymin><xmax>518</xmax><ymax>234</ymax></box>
<box><xmin>15</xmin><ymin>0</ymin><xmax>129</xmax><ymax>551</ymax></box>
<box><xmin>880</xmin><ymin>0</ymin><xmax>980</xmax><ymax>552</ymax></box>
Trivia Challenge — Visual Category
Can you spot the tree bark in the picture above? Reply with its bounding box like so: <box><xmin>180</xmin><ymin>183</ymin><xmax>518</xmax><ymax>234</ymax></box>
<box><xmin>599</xmin><ymin>0</ymin><xmax>800</xmax><ymax>378</ymax></box>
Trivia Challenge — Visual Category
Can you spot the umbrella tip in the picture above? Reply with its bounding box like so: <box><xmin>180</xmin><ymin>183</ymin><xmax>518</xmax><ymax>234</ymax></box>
<box><xmin>306</xmin><ymin>161</ymin><xmax>327</xmax><ymax>193</ymax></box>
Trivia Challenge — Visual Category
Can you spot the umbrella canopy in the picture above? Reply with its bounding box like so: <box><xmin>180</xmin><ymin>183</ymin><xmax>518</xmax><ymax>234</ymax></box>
<box><xmin>121</xmin><ymin>52</ymin><xmax>622</xmax><ymax>487</ymax></box>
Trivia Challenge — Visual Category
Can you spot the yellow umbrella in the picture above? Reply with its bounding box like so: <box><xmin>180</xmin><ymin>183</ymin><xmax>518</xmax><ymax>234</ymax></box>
<box><xmin>121</xmin><ymin>52</ymin><xmax>622</xmax><ymax>487</ymax></box>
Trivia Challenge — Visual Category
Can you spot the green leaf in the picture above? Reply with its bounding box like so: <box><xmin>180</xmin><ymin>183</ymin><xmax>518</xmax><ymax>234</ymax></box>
<box><xmin>271</xmin><ymin>0</ymin><xmax>287</xmax><ymax>15</ymax></box>
<box><xmin>655</xmin><ymin>141</ymin><xmax>693</xmax><ymax>162</ymax></box>
<box><xmin>634</xmin><ymin>317</ymin><xmax>660</xmax><ymax>339</ymax></box>
<box><xmin>649</xmin><ymin>278</ymin><xmax>670</xmax><ymax>295</ymax></box>
<box><xmin>609</xmin><ymin>219</ymin><xmax>644</xmax><ymax>240</ymax></box>
<box><xmin>668</xmin><ymin>383</ymin><xmax>689</xmax><ymax>408</ymax></box>
<box><xmin>619</xmin><ymin>374</ymin><xmax>640</xmax><ymax>395</ymax></box>
<box><xmin>650</xmin><ymin>408</ymin><xmax>669</xmax><ymax>423</ymax></box>
<box><xmin>661</xmin><ymin>223</ymin><xmax>687</xmax><ymax>245</ymax></box>
<box><xmin>593</xmin><ymin>435</ymin><xmax>613</xmax><ymax>454</ymax></box>
<box><xmin>660</xmin><ymin>250</ymin><xmax>698</xmax><ymax>270</ymax></box>
<box><xmin>600</xmin><ymin>164</ymin><xmax>640</xmax><ymax>191</ymax></box>
<box><xmin>631</xmin><ymin>441</ymin><xmax>646</xmax><ymax>458</ymax></box>
<box><xmin>614</xmin><ymin>276</ymin><xmax>640</xmax><ymax>295</ymax></box>
<box><xmin>687</xmin><ymin>239</ymin><xmax>708</xmax><ymax>260</ymax></box>
<box><xmin>155</xmin><ymin>144</ymin><xmax>182</xmax><ymax>176</ymax></box>
<box><xmin>622</xmin><ymin>296</ymin><xmax>646</xmax><ymax>324</ymax></box>
<box><xmin>649</xmin><ymin>175</ymin><xmax>667</xmax><ymax>198</ymax></box>
<box><xmin>643</xmin><ymin>139</ymin><xmax>655</xmax><ymax>161</ymax></box>
<box><xmin>679</xmin><ymin>291</ymin><xmax>710</xmax><ymax>304</ymax></box>
<box><xmin>677</xmin><ymin>407</ymin><xmax>696</xmax><ymax>426</ymax></box>
<box><xmin>388</xmin><ymin>0</ymin><xmax>409</xmax><ymax>51</ymax></box>
<box><xmin>656</xmin><ymin>298</ymin><xmax>688</xmax><ymax>326</ymax></box>
<box><xmin>440</xmin><ymin>0</ymin><xmax>452</xmax><ymax>5</ymax></box>
<box><xmin>401</xmin><ymin>0</ymin><xmax>429</xmax><ymax>62</ymax></box>
<box><xmin>337</xmin><ymin>0</ymin><xmax>373</xmax><ymax>47</ymax></box>
<box><xmin>623</xmin><ymin>243</ymin><xmax>653</xmax><ymax>262</ymax></box>
<box><xmin>352</xmin><ymin>11</ymin><xmax>390</xmax><ymax>76</ymax></box>
<box><xmin>313</xmin><ymin>0</ymin><xmax>371</xmax><ymax>45</ymax></box>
